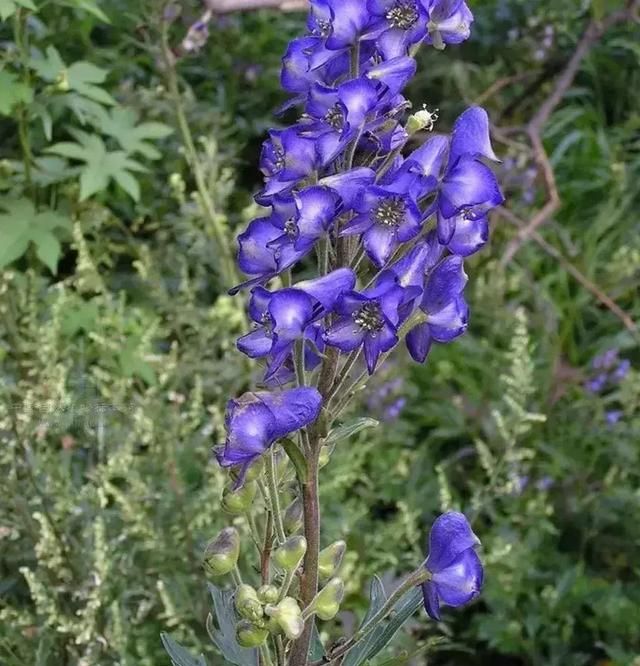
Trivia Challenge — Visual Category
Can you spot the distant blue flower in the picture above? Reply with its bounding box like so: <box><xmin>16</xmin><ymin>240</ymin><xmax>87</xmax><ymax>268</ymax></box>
<box><xmin>215</xmin><ymin>388</ymin><xmax>322</xmax><ymax>483</ymax></box>
<box><xmin>605</xmin><ymin>410</ymin><xmax>623</xmax><ymax>425</ymax></box>
<box><xmin>585</xmin><ymin>373</ymin><xmax>607</xmax><ymax>394</ymax></box>
<box><xmin>613</xmin><ymin>359</ymin><xmax>630</xmax><ymax>382</ymax></box>
<box><xmin>422</xmin><ymin>511</ymin><xmax>483</xmax><ymax>620</ymax></box>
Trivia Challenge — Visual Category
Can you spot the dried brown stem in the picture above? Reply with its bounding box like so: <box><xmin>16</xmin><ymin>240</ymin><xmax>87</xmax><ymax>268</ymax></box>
<box><xmin>500</xmin><ymin>0</ymin><xmax>640</xmax><ymax>264</ymax></box>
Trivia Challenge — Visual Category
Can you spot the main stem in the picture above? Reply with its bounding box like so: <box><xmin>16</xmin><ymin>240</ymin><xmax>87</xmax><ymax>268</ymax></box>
<box><xmin>288</xmin><ymin>445</ymin><xmax>320</xmax><ymax>666</ymax></box>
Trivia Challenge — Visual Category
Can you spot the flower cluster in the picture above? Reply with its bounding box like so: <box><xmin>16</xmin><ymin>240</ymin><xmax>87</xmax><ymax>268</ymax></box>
<box><xmin>211</xmin><ymin>0</ymin><xmax>501</xmax><ymax>647</ymax></box>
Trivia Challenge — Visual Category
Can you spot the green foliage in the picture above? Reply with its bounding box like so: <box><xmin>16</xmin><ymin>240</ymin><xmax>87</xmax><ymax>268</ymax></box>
<box><xmin>1</xmin><ymin>0</ymin><xmax>639</xmax><ymax>665</ymax></box>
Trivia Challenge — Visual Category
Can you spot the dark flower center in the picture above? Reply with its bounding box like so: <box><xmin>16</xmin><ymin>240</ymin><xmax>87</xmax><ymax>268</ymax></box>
<box><xmin>260</xmin><ymin>312</ymin><xmax>274</xmax><ymax>336</ymax></box>
<box><xmin>353</xmin><ymin>302</ymin><xmax>384</xmax><ymax>333</ymax></box>
<box><xmin>273</xmin><ymin>146</ymin><xmax>285</xmax><ymax>172</ymax></box>
<box><xmin>386</xmin><ymin>1</ymin><xmax>419</xmax><ymax>30</ymax></box>
<box><xmin>284</xmin><ymin>218</ymin><xmax>299</xmax><ymax>238</ymax></box>
<box><xmin>324</xmin><ymin>105</ymin><xmax>345</xmax><ymax>131</ymax></box>
<box><xmin>312</xmin><ymin>18</ymin><xmax>331</xmax><ymax>38</ymax></box>
<box><xmin>374</xmin><ymin>197</ymin><xmax>406</xmax><ymax>227</ymax></box>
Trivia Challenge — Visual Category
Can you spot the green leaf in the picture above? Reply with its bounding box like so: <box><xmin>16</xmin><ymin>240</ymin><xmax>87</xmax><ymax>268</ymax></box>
<box><xmin>343</xmin><ymin>576</ymin><xmax>387</xmax><ymax>666</ymax></box>
<box><xmin>160</xmin><ymin>634</ymin><xmax>207</xmax><ymax>666</ymax></box>
<box><xmin>0</xmin><ymin>0</ymin><xmax>37</xmax><ymax>21</ymax></box>
<box><xmin>323</xmin><ymin>417</ymin><xmax>379</xmax><ymax>446</ymax></box>
<box><xmin>309</xmin><ymin>625</ymin><xmax>325</xmax><ymax>661</ymax></box>
<box><xmin>66</xmin><ymin>61</ymin><xmax>115</xmax><ymax>105</ymax></box>
<box><xmin>0</xmin><ymin>199</ymin><xmax>71</xmax><ymax>273</ymax></box>
<box><xmin>61</xmin><ymin>0</ymin><xmax>110</xmax><ymax>22</ymax></box>
<box><xmin>205</xmin><ymin>583</ymin><xmax>258</xmax><ymax>666</ymax></box>
<box><xmin>360</xmin><ymin>588</ymin><xmax>423</xmax><ymax>664</ymax></box>
<box><xmin>0</xmin><ymin>70</ymin><xmax>33</xmax><ymax>115</ymax></box>
<box><xmin>47</xmin><ymin>131</ymin><xmax>145</xmax><ymax>201</ymax></box>
<box><xmin>98</xmin><ymin>107</ymin><xmax>173</xmax><ymax>159</ymax></box>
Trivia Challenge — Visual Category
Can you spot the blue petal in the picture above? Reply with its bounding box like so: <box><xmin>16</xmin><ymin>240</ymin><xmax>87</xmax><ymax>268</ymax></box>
<box><xmin>323</xmin><ymin>317</ymin><xmax>365</xmax><ymax>352</ymax></box>
<box><xmin>449</xmin><ymin>106</ymin><xmax>498</xmax><ymax>166</ymax></box>
<box><xmin>295</xmin><ymin>268</ymin><xmax>357</xmax><ymax>310</ymax></box>
<box><xmin>422</xmin><ymin>255</ymin><xmax>468</xmax><ymax>313</ymax></box>
<box><xmin>237</xmin><ymin>218</ymin><xmax>279</xmax><ymax>276</ymax></box>
<box><xmin>261</xmin><ymin>387</ymin><xmax>323</xmax><ymax>439</ymax></box>
<box><xmin>366</xmin><ymin>56</ymin><xmax>417</xmax><ymax>96</ymax></box>
<box><xmin>406</xmin><ymin>322</ymin><xmax>432</xmax><ymax>363</ymax></box>
<box><xmin>324</xmin><ymin>0</ymin><xmax>372</xmax><ymax>49</ymax></box>
<box><xmin>339</xmin><ymin>77</ymin><xmax>384</xmax><ymax>127</ymax></box>
<box><xmin>448</xmin><ymin>214</ymin><xmax>489</xmax><ymax>256</ymax></box>
<box><xmin>432</xmin><ymin>548</ymin><xmax>483</xmax><ymax>608</ymax></box>
<box><xmin>363</xmin><ymin>321</ymin><xmax>397</xmax><ymax>373</ymax></box>
<box><xmin>428</xmin><ymin>295</ymin><xmax>468</xmax><ymax>342</ymax></box>
<box><xmin>440</xmin><ymin>156</ymin><xmax>504</xmax><ymax>219</ymax></box>
<box><xmin>421</xmin><ymin>581</ymin><xmax>441</xmax><ymax>621</ymax></box>
<box><xmin>269</xmin><ymin>289</ymin><xmax>315</xmax><ymax>341</ymax></box>
<box><xmin>248</xmin><ymin>286</ymin><xmax>273</xmax><ymax>323</ymax></box>
<box><xmin>389</xmin><ymin>234</ymin><xmax>444</xmax><ymax>289</ymax></box>
<box><xmin>321</xmin><ymin>167</ymin><xmax>376</xmax><ymax>209</ymax></box>
<box><xmin>425</xmin><ymin>511</ymin><xmax>481</xmax><ymax>573</ymax></box>
<box><xmin>407</xmin><ymin>134</ymin><xmax>449</xmax><ymax>182</ymax></box>
<box><xmin>295</xmin><ymin>185</ymin><xmax>340</xmax><ymax>240</ymax></box>
<box><xmin>237</xmin><ymin>329</ymin><xmax>273</xmax><ymax>358</ymax></box>
<box><xmin>364</xmin><ymin>224</ymin><xmax>398</xmax><ymax>267</ymax></box>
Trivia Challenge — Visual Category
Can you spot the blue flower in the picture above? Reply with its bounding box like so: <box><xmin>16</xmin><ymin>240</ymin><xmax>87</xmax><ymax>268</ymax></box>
<box><xmin>215</xmin><ymin>388</ymin><xmax>323</xmax><ymax>482</ymax></box>
<box><xmin>421</xmin><ymin>512</ymin><xmax>483</xmax><ymax>620</ymax></box>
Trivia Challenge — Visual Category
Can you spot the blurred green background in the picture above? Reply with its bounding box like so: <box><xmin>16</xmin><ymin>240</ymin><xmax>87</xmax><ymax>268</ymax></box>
<box><xmin>0</xmin><ymin>1</ymin><xmax>638</xmax><ymax>665</ymax></box>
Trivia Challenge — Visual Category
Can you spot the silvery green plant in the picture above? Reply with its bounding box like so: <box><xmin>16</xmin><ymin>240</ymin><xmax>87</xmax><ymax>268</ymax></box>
<box><xmin>164</xmin><ymin>1</ymin><xmax>504</xmax><ymax>665</ymax></box>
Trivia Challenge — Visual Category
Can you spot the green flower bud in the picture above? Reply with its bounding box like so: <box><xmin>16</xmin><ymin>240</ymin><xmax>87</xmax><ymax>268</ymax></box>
<box><xmin>235</xmin><ymin>584</ymin><xmax>264</xmax><ymax>623</ymax></box>
<box><xmin>222</xmin><ymin>482</ymin><xmax>257</xmax><ymax>515</ymax></box>
<box><xmin>203</xmin><ymin>527</ymin><xmax>240</xmax><ymax>576</ymax></box>
<box><xmin>236</xmin><ymin>619</ymin><xmax>268</xmax><ymax>648</ymax></box>
<box><xmin>230</xmin><ymin>458</ymin><xmax>263</xmax><ymax>484</ymax></box>
<box><xmin>265</xmin><ymin>597</ymin><xmax>304</xmax><ymax>640</ymax></box>
<box><xmin>311</xmin><ymin>578</ymin><xmax>344</xmax><ymax>621</ymax></box>
<box><xmin>406</xmin><ymin>105</ymin><xmax>439</xmax><ymax>135</ymax></box>
<box><xmin>257</xmin><ymin>584</ymin><xmax>279</xmax><ymax>605</ymax></box>
<box><xmin>273</xmin><ymin>536</ymin><xmax>307</xmax><ymax>572</ymax></box>
<box><xmin>283</xmin><ymin>497</ymin><xmax>303</xmax><ymax>534</ymax></box>
<box><xmin>318</xmin><ymin>540</ymin><xmax>346</xmax><ymax>581</ymax></box>
<box><xmin>318</xmin><ymin>445</ymin><xmax>332</xmax><ymax>469</ymax></box>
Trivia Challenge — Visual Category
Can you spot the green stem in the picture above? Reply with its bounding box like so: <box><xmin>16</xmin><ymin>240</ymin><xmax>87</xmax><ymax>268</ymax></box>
<box><xmin>260</xmin><ymin>644</ymin><xmax>275</xmax><ymax>666</ymax></box>
<box><xmin>266</xmin><ymin>448</ymin><xmax>287</xmax><ymax>545</ymax></box>
<box><xmin>14</xmin><ymin>10</ymin><xmax>34</xmax><ymax>197</ymax></box>
<box><xmin>294</xmin><ymin>339</ymin><xmax>306</xmax><ymax>387</ymax></box>
<box><xmin>312</xmin><ymin>568</ymin><xmax>430</xmax><ymax>666</ymax></box>
<box><xmin>231</xmin><ymin>565</ymin><xmax>243</xmax><ymax>586</ymax></box>
<box><xmin>277</xmin><ymin>564</ymin><xmax>297</xmax><ymax>602</ymax></box>
<box><xmin>159</xmin><ymin>14</ymin><xmax>238</xmax><ymax>288</ymax></box>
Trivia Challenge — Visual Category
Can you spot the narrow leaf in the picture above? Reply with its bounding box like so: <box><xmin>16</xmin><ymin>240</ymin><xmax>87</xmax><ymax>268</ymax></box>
<box><xmin>160</xmin><ymin>633</ymin><xmax>207</xmax><ymax>666</ymax></box>
<box><xmin>323</xmin><ymin>417</ymin><xmax>379</xmax><ymax>446</ymax></box>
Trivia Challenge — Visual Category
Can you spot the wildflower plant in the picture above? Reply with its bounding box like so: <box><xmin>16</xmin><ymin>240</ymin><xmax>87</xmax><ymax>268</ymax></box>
<box><xmin>165</xmin><ymin>1</ymin><xmax>504</xmax><ymax>665</ymax></box>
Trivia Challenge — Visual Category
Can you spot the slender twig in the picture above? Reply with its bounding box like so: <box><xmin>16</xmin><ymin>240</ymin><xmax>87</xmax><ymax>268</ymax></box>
<box><xmin>501</xmin><ymin>0</ymin><xmax>640</xmax><ymax>264</ymax></box>
<box><xmin>310</xmin><ymin>568</ymin><xmax>430</xmax><ymax>666</ymax></box>
<box><xmin>266</xmin><ymin>448</ymin><xmax>287</xmax><ymax>545</ymax></box>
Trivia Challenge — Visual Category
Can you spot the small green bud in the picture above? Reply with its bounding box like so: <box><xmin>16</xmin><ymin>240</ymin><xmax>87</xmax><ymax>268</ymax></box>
<box><xmin>203</xmin><ymin>527</ymin><xmax>240</xmax><ymax>576</ymax></box>
<box><xmin>311</xmin><ymin>578</ymin><xmax>344</xmax><ymax>621</ymax></box>
<box><xmin>230</xmin><ymin>458</ymin><xmax>263</xmax><ymax>483</ymax></box>
<box><xmin>236</xmin><ymin>619</ymin><xmax>268</xmax><ymax>648</ymax></box>
<box><xmin>273</xmin><ymin>536</ymin><xmax>307</xmax><ymax>572</ymax></box>
<box><xmin>406</xmin><ymin>105</ymin><xmax>439</xmax><ymax>135</ymax></box>
<box><xmin>222</xmin><ymin>482</ymin><xmax>257</xmax><ymax>515</ymax></box>
<box><xmin>283</xmin><ymin>497</ymin><xmax>303</xmax><ymax>534</ymax></box>
<box><xmin>235</xmin><ymin>584</ymin><xmax>264</xmax><ymax>623</ymax></box>
<box><xmin>318</xmin><ymin>540</ymin><xmax>346</xmax><ymax>581</ymax></box>
<box><xmin>257</xmin><ymin>584</ymin><xmax>279</xmax><ymax>605</ymax></box>
<box><xmin>318</xmin><ymin>445</ymin><xmax>332</xmax><ymax>469</ymax></box>
<box><xmin>265</xmin><ymin>597</ymin><xmax>304</xmax><ymax>640</ymax></box>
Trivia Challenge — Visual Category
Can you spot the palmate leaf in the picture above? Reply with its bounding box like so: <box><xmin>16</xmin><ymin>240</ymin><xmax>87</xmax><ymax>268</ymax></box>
<box><xmin>47</xmin><ymin>129</ymin><xmax>146</xmax><ymax>201</ymax></box>
<box><xmin>60</xmin><ymin>0</ymin><xmax>110</xmax><ymax>22</ymax></box>
<box><xmin>97</xmin><ymin>107</ymin><xmax>173</xmax><ymax>159</ymax></box>
<box><xmin>0</xmin><ymin>0</ymin><xmax>36</xmax><ymax>21</ymax></box>
<box><xmin>0</xmin><ymin>70</ymin><xmax>33</xmax><ymax>115</ymax></box>
<box><xmin>29</xmin><ymin>46</ymin><xmax>115</xmax><ymax>105</ymax></box>
<box><xmin>161</xmin><ymin>634</ymin><xmax>207</xmax><ymax>666</ymax></box>
<box><xmin>205</xmin><ymin>583</ymin><xmax>258</xmax><ymax>666</ymax></box>
<box><xmin>0</xmin><ymin>199</ymin><xmax>71</xmax><ymax>273</ymax></box>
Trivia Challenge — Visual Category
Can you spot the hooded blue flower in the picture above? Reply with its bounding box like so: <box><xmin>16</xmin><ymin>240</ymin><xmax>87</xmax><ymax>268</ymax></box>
<box><xmin>215</xmin><ymin>388</ymin><xmax>323</xmax><ymax>482</ymax></box>
<box><xmin>421</xmin><ymin>512</ymin><xmax>483</xmax><ymax>620</ymax></box>
<box><xmin>406</xmin><ymin>255</ymin><xmax>468</xmax><ymax>363</ymax></box>
<box><xmin>323</xmin><ymin>273</ymin><xmax>419</xmax><ymax>373</ymax></box>
<box><xmin>425</xmin><ymin>0</ymin><xmax>474</xmax><ymax>49</ymax></box>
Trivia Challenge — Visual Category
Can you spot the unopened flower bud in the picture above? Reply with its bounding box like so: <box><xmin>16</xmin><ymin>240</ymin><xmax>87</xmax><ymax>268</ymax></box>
<box><xmin>406</xmin><ymin>106</ymin><xmax>439</xmax><ymax>135</ymax></box>
<box><xmin>235</xmin><ymin>584</ymin><xmax>264</xmax><ymax>623</ymax></box>
<box><xmin>222</xmin><ymin>481</ymin><xmax>257</xmax><ymax>514</ymax></box>
<box><xmin>203</xmin><ymin>527</ymin><xmax>240</xmax><ymax>576</ymax></box>
<box><xmin>273</xmin><ymin>536</ymin><xmax>307</xmax><ymax>572</ymax></box>
<box><xmin>257</xmin><ymin>584</ymin><xmax>279</xmax><ymax>605</ymax></box>
<box><xmin>230</xmin><ymin>458</ymin><xmax>263</xmax><ymax>484</ymax></box>
<box><xmin>318</xmin><ymin>540</ymin><xmax>346</xmax><ymax>581</ymax></box>
<box><xmin>283</xmin><ymin>497</ymin><xmax>303</xmax><ymax>534</ymax></box>
<box><xmin>236</xmin><ymin>619</ymin><xmax>268</xmax><ymax>648</ymax></box>
<box><xmin>318</xmin><ymin>445</ymin><xmax>332</xmax><ymax>469</ymax></box>
<box><xmin>265</xmin><ymin>597</ymin><xmax>304</xmax><ymax>640</ymax></box>
<box><xmin>311</xmin><ymin>578</ymin><xmax>344</xmax><ymax>621</ymax></box>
